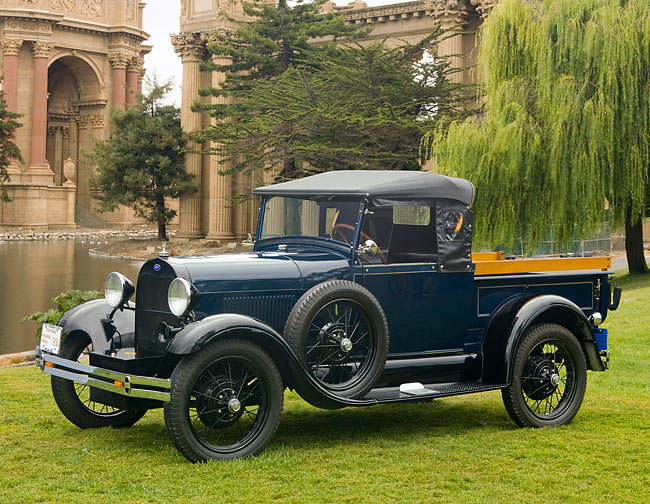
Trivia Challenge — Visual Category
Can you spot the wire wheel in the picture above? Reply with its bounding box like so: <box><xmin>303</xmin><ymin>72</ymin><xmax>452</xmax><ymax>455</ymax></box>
<box><xmin>284</xmin><ymin>280</ymin><xmax>389</xmax><ymax>399</ymax></box>
<box><xmin>502</xmin><ymin>323</ymin><xmax>587</xmax><ymax>428</ymax></box>
<box><xmin>189</xmin><ymin>356</ymin><xmax>270</xmax><ymax>453</ymax></box>
<box><xmin>304</xmin><ymin>299</ymin><xmax>374</xmax><ymax>391</ymax></box>
<box><xmin>521</xmin><ymin>339</ymin><xmax>576</xmax><ymax>418</ymax></box>
<box><xmin>51</xmin><ymin>332</ymin><xmax>146</xmax><ymax>428</ymax></box>
<box><xmin>164</xmin><ymin>339</ymin><xmax>283</xmax><ymax>462</ymax></box>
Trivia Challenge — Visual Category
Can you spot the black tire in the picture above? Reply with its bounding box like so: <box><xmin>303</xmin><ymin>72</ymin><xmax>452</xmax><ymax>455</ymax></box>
<box><xmin>51</xmin><ymin>332</ymin><xmax>147</xmax><ymax>429</ymax></box>
<box><xmin>283</xmin><ymin>280</ymin><xmax>389</xmax><ymax>399</ymax></box>
<box><xmin>502</xmin><ymin>323</ymin><xmax>587</xmax><ymax>428</ymax></box>
<box><xmin>163</xmin><ymin>339</ymin><xmax>284</xmax><ymax>462</ymax></box>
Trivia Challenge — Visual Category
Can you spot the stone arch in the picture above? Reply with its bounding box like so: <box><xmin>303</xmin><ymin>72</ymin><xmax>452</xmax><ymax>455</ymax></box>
<box><xmin>46</xmin><ymin>55</ymin><xmax>105</xmax><ymax>200</ymax></box>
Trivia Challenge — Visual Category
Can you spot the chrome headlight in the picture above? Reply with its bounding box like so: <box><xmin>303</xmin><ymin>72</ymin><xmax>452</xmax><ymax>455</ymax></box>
<box><xmin>105</xmin><ymin>272</ymin><xmax>135</xmax><ymax>308</ymax></box>
<box><xmin>168</xmin><ymin>278</ymin><xmax>199</xmax><ymax>317</ymax></box>
<box><xmin>590</xmin><ymin>311</ymin><xmax>603</xmax><ymax>327</ymax></box>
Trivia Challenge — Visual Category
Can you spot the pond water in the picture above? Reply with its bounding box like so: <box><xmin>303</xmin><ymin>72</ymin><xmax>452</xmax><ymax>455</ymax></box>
<box><xmin>0</xmin><ymin>240</ymin><xmax>142</xmax><ymax>355</ymax></box>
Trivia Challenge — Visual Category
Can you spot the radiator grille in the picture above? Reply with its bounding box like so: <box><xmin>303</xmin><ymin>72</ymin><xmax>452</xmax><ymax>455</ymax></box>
<box><xmin>222</xmin><ymin>294</ymin><xmax>298</xmax><ymax>333</ymax></box>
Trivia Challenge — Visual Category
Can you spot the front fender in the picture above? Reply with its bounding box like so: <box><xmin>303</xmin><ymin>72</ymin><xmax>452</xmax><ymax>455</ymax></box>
<box><xmin>58</xmin><ymin>299</ymin><xmax>135</xmax><ymax>354</ymax></box>
<box><xmin>482</xmin><ymin>294</ymin><xmax>603</xmax><ymax>385</ymax></box>
<box><xmin>167</xmin><ymin>313</ymin><xmax>375</xmax><ymax>410</ymax></box>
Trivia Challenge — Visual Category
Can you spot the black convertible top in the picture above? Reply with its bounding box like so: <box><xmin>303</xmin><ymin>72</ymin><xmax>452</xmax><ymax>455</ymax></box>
<box><xmin>253</xmin><ymin>170</ymin><xmax>474</xmax><ymax>206</ymax></box>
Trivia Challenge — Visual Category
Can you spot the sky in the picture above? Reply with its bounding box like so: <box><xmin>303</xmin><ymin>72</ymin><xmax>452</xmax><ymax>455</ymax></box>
<box><xmin>142</xmin><ymin>0</ymin><xmax>409</xmax><ymax>106</ymax></box>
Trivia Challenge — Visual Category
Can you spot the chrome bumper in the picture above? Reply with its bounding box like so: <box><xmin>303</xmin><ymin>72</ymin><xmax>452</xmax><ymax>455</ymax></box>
<box><xmin>35</xmin><ymin>346</ymin><xmax>171</xmax><ymax>402</ymax></box>
<box><xmin>599</xmin><ymin>350</ymin><xmax>610</xmax><ymax>370</ymax></box>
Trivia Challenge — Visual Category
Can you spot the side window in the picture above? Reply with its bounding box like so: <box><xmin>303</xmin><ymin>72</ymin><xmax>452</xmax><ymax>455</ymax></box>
<box><xmin>387</xmin><ymin>205</ymin><xmax>437</xmax><ymax>263</ymax></box>
<box><xmin>393</xmin><ymin>206</ymin><xmax>430</xmax><ymax>226</ymax></box>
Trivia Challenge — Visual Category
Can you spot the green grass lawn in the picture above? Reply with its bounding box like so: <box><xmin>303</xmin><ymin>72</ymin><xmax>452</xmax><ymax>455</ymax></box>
<box><xmin>1</xmin><ymin>273</ymin><xmax>649</xmax><ymax>504</ymax></box>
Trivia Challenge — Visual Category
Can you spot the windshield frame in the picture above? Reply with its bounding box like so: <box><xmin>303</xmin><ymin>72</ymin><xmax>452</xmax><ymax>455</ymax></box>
<box><xmin>255</xmin><ymin>196</ymin><xmax>366</xmax><ymax>250</ymax></box>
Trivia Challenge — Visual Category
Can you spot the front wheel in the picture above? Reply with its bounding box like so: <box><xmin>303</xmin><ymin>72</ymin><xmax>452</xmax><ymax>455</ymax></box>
<box><xmin>164</xmin><ymin>339</ymin><xmax>284</xmax><ymax>462</ymax></box>
<box><xmin>51</xmin><ymin>332</ymin><xmax>147</xmax><ymax>429</ymax></box>
<box><xmin>502</xmin><ymin>323</ymin><xmax>587</xmax><ymax>428</ymax></box>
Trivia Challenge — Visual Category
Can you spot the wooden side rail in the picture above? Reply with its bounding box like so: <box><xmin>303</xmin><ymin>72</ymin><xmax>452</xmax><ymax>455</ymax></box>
<box><xmin>472</xmin><ymin>255</ymin><xmax>611</xmax><ymax>276</ymax></box>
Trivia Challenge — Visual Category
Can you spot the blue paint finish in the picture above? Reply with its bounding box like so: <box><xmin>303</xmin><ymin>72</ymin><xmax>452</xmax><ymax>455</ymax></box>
<box><xmin>357</xmin><ymin>264</ymin><xmax>474</xmax><ymax>354</ymax></box>
<box><xmin>594</xmin><ymin>328</ymin><xmax>607</xmax><ymax>351</ymax></box>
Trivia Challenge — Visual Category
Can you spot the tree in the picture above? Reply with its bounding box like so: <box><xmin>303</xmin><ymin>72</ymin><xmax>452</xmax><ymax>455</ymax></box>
<box><xmin>90</xmin><ymin>81</ymin><xmax>196</xmax><ymax>240</ymax></box>
<box><xmin>0</xmin><ymin>90</ymin><xmax>23</xmax><ymax>202</ymax></box>
<box><xmin>199</xmin><ymin>34</ymin><xmax>472</xmax><ymax>177</ymax></box>
<box><xmin>427</xmin><ymin>0</ymin><xmax>650</xmax><ymax>273</ymax></box>
<box><xmin>200</xmin><ymin>0</ymin><xmax>367</xmax><ymax>181</ymax></box>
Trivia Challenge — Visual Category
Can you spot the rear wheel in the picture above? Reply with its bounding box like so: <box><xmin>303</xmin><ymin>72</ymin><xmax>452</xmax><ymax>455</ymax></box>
<box><xmin>502</xmin><ymin>323</ymin><xmax>587</xmax><ymax>427</ymax></box>
<box><xmin>164</xmin><ymin>339</ymin><xmax>284</xmax><ymax>462</ymax></box>
<box><xmin>51</xmin><ymin>332</ymin><xmax>147</xmax><ymax>428</ymax></box>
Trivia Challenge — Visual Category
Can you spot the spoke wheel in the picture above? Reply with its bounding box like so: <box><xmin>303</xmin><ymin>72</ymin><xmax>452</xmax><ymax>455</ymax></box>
<box><xmin>164</xmin><ymin>339</ymin><xmax>283</xmax><ymax>462</ymax></box>
<box><xmin>502</xmin><ymin>323</ymin><xmax>587</xmax><ymax>428</ymax></box>
<box><xmin>51</xmin><ymin>332</ymin><xmax>147</xmax><ymax>429</ymax></box>
<box><xmin>284</xmin><ymin>280</ymin><xmax>389</xmax><ymax>399</ymax></box>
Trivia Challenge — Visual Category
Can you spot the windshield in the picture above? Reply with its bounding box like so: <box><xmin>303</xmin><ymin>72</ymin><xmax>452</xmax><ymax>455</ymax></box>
<box><xmin>260</xmin><ymin>197</ymin><xmax>362</xmax><ymax>243</ymax></box>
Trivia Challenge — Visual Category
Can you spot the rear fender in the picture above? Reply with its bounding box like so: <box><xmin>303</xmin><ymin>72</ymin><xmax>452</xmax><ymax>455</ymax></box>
<box><xmin>482</xmin><ymin>295</ymin><xmax>603</xmax><ymax>385</ymax></box>
<box><xmin>166</xmin><ymin>313</ymin><xmax>374</xmax><ymax>410</ymax></box>
<box><xmin>58</xmin><ymin>299</ymin><xmax>135</xmax><ymax>353</ymax></box>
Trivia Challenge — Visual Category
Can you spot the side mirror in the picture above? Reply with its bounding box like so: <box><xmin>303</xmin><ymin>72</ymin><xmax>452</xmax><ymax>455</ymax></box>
<box><xmin>357</xmin><ymin>239</ymin><xmax>379</xmax><ymax>257</ymax></box>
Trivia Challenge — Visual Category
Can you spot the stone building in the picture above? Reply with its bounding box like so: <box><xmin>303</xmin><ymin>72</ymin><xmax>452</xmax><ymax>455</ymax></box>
<box><xmin>0</xmin><ymin>0</ymin><xmax>150</xmax><ymax>229</ymax></box>
<box><xmin>173</xmin><ymin>0</ymin><xmax>497</xmax><ymax>240</ymax></box>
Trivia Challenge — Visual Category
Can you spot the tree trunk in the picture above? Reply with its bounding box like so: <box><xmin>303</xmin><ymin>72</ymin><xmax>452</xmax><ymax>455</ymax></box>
<box><xmin>155</xmin><ymin>193</ymin><xmax>168</xmax><ymax>241</ymax></box>
<box><xmin>157</xmin><ymin>221</ymin><xmax>167</xmax><ymax>242</ymax></box>
<box><xmin>625</xmin><ymin>207</ymin><xmax>649</xmax><ymax>274</ymax></box>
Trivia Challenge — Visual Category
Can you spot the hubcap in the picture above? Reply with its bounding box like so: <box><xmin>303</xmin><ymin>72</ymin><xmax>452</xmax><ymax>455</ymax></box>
<box><xmin>550</xmin><ymin>373</ymin><xmax>561</xmax><ymax>386</ymax></box>
<box><xmin>228</xmin><ymin>397</ymin><xmax>241</xmax><ymax>414</ymax></box>
<box><xmin>340</xmin><ymin>338</ymin><xmax>353</xmax><ymax>353</ymax></box>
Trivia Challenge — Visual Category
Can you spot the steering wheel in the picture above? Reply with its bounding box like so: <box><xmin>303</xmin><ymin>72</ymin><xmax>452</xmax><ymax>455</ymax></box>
<box><xmin>330</xmin><ymin>223</ymin><xmax>387</xmax><ymax>263</ymax></box>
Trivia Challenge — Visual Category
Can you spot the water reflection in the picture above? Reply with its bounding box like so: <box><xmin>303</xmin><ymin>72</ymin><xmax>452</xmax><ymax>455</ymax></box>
<box><xmin>0</xmin><ymin>240</ymin><xmax>142</xmax><ymax>355</ymax></box>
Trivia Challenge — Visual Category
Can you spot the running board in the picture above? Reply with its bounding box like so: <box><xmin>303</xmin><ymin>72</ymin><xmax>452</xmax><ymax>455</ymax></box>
<box><xmin>363</xmin><ymin>381</ymin><xmax>504</xmax><ymax>404</ymax></box>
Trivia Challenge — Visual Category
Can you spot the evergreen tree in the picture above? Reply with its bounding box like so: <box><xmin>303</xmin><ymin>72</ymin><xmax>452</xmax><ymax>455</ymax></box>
<box><xmin>200</xmin><ymin>0</ymin><xmax>367</xmax><ymax>181</ymax></box>
<box><xmin>90</xmin><ymin>81</ymin><xmax>196</xmax><ymax>240</ymax></box>
<box><xmin>428</xmin><ymin>0</ymin><xmax>650</xmax><ymax>273</ymax></box>
<box><xmin>0</xmin><ymin>90</ymin><xmax>23</xmax><ymax>201</ymax></box>
<box><xmin>200</xmin><ymin>34</ymin><xmax>471</xmax><ymax>176</ymax></box>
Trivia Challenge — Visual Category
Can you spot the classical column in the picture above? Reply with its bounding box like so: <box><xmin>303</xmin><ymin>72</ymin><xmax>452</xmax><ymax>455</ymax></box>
<box><xmin>206</xmin><ymin>54</ymin><xmax>234</xmax><ymax>240</ymax></box>
<box><xmin>137</xmin><ymin>56</ymin><xmax>145</xmax><ymax>95</ymax></box>
<box><xmin>429</xmin><ymin>0</ymin><xmax>470</xmax><ymax>83</ymax></box>
<box><xmin>1</xmin><ymin>39</ymin><xmax>23</xmax><ymax>114</ymax></box>
<box><xmin>172</xmin><ymin>33</ymin><xmax>206</xmax><ymax>238</ymax></box>
<box><xmin>125</xmin><ymin>57</ymin><xmax>139</xmax><ymax>106</ymax></box>
<box><xmin>30</xmin><ymin>41</ymin><xmax>54</xmax><ymax>175</ymax></box>
<box><xmin>109</xmin><ymin>52</ymin><xmax>129</xmax><ymax>109</ymax></box>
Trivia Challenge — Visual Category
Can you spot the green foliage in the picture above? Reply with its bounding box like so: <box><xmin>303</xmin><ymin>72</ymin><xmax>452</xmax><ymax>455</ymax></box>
<box><xmin>21</xmin><ymin>290</ymin><xmax>103</xmax><ymax>338</ymax></box>
<box><xmin>89</xmin><ymin>80</ymin><xmax>196</xmax><ymax>240</ymax></box>
<box><xmin>200</xmin><ymin>25</ymin><xmax>473</xmax><ymax>180</ymax></box>
<box><xmin>0</xmin><ymin>90</ymin><xmax>23</xmax><ymax>202</ymax></box>
<box><xmin>427</xmin><ymin>0</ymin><xmax>650</xmax><ymax>256</ymax></box>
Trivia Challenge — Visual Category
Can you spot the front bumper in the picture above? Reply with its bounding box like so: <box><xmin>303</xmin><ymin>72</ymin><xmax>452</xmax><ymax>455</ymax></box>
<box><xmin>35</xmin><ymin>346</ymin><xmax>171</xmax><ymax>402</ymax></box>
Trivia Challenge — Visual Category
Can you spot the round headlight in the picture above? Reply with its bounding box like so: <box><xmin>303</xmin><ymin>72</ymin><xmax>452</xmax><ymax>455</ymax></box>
<box><xmin>168</xmin><ymin>278</ymin><xmax>199</xmax><ymax>317</ymax></box>
<box><xmin>105</xmin><ymin>272</ymin><xmax>134</xmax><ymax>308</ymax></box>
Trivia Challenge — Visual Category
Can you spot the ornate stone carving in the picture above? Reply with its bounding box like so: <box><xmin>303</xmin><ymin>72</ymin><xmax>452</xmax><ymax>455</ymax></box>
<box><xmin>469</xmin><ymin>0</ymin><xmax>499</xmax><ymax>19</ymax></box>
<box><xmin>108</xmin><ymin>52</ymin><xmax>130</xmax><ymax>69</ymax></box>
<box><xmin>51</xmin><ymin>0</ymin><xmax>103</xmax><ymax>17</ymax></box>
<box><xmin>78</xmin><ymin>115</ymin><xmax>90</xmax><ymax>128</ymax></box>
<box><xmin>127</xmin><ymin>56</ymin><xmax>140</xmax><ymax>72</ymax></box>
<box><xmin>181</xmin><ymin>0</ymin><xmax>188</xmax><ymax>17</ymax></box>
<box><xmin>90</xmin><ymin>114</ymin><xmax>104</xmax><ymax>128</ymax></box>
<box><xmin>428</xmin><ymin>0</ymin><xmax>470</xmax><ymax>26</ymax></box>
<box><xmin>110</xmin><ymin>34</ymin><xmax>138</xmax><ymax>49</ymax></box>
<box><xmin>171</xmin><ymin>33</ymin><xmax>207</xmax><ymax>61</ymax></box>
<box><xmin>32</xmin><ymin>41</ymin><xmax>54</xmax><ymax>59</ymax></box>
<box><xmin>5</xmin><ymin>19</ymin><xmax>53</xmax><ymax>34</ymax></box>
<box><xmin>126</xmin><ymin>0</ymin><xmax>137</xmax><ymax>22</ymax></box>
<box><xmin>1</xmin><ymin>39</ymin><xmax>23</xmax><ymax>56</ymax></box>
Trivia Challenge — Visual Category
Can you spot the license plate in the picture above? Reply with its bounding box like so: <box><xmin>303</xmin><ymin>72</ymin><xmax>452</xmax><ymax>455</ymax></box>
<box><xmin>40</xmin><ymin>324</ymin><xmax>63</xmax><ymax>354</ymax></box>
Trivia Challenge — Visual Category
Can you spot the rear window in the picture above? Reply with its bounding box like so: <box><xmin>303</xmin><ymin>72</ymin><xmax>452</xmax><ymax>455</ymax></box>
<box><xmin>392</xmin><ymin>206</ymin><xmax>430</xmax><ymax>226</ymax></box>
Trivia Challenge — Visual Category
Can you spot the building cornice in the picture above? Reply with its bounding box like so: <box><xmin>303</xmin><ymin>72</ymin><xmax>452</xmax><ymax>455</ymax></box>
<box><xmin>341</xmin><ymin>1</ymin><xmax>428</xmax><ymax>23</ymax></box>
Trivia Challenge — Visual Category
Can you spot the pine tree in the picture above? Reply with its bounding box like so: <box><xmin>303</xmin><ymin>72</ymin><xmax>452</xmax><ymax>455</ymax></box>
<box><xmin>200</xmin><ymin>34</ymin><xmax>471</xmax><ymax>176</ymax></box>
<box><xmin>199</xmin><ymin>0</ymin><xmax>367</xmax><ymax>181</ymax></box>
<box><xmin>428</xmin><ymin>0</ymin><xmax>650</xmax><ymax>273</ymax></box>
<box><xmin>0</xmin><ymin>90</ymin><xmax>23</xmax><ymax>201</ymax></box>
<box><xmin>90</xmin><ymin>81</ymin><xmax>196</xmax><ymax>240</ymax></box>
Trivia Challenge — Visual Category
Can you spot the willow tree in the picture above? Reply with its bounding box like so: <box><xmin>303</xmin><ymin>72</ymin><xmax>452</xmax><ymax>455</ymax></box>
<box><xmin>428</xmin><ymin>0</ymin><xmax>650</xmax><ymax>273</ymax></box>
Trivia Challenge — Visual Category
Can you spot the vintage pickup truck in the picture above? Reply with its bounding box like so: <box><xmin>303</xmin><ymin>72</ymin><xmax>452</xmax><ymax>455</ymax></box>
<box><xmin>35</xmin><ymin>170</ymin><xmax>621</xmax><ymax>462</ymax></box>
